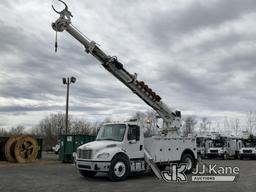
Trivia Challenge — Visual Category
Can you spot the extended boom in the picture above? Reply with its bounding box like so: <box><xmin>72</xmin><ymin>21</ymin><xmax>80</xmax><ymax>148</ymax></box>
<box><xmin>52</xmin><ymin>1</ymin><xmax>182</xmax><ymax>136</ymax></box>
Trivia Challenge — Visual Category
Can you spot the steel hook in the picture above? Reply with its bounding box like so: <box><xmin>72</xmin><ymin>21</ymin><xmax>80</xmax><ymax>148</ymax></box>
<box><xmin>52</xmin><ymin>0</ymin><xmax>73</xmax><ymax>22</ymax></box>
<box><xmin>52</xmin><ymin>0</ymin><xmax>70</xmax><ymax>15</ymax></box>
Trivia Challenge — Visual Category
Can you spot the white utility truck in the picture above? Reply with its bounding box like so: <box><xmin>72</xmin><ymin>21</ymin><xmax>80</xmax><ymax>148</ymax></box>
<box><xmin>204</xmin><ymin>132</ymin><xmax>241</xmax><ymax>159</ymax></box>
<box><xmin>196</xmin><ymin>134</ymin><xmax>211</xmax><ymax>158</ymax></box>
<box><xmin>51</xmin><ymin>1</ymin><xmax>197</xmax><ymax>181</ymax></box>
<box><xmin>239</xmin><ymin>131</ymin><xmax>256</xmax><ymax>160</ymax></box>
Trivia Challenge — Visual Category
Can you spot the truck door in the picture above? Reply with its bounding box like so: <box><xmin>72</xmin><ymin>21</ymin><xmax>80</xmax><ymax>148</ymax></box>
<box><xmin>125</xmin><ymin>124</ymin><xmax>144</xmax><ymax>159</ymax></box>
<box><xmin>226</xmin><ymin>141</ymin><xmax>231</xmax><ymax>155</ymax></box>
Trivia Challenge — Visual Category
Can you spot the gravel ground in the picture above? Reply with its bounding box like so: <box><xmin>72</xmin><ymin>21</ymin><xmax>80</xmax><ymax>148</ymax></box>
<box><xmin>0</xmin><ymin>154</ymin><xmax>255</xmax><ymax>192</ymax></box>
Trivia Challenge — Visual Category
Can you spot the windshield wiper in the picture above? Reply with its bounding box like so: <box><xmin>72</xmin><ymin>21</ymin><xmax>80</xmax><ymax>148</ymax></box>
<box><xmin>97</xmin><ymin>138</ymin><xmax>117</xmax><ymax>141</ymax></box>
<box><xmin>103</xmin><ymin>138</ymin><xmax>115</xmax><ymax>141</ymax></box>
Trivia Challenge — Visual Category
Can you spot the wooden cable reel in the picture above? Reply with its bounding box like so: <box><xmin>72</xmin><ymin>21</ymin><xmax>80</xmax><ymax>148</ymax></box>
<box><xmin>14</xmin><ymin>136</ymin><xmax>38</xmax><ymax>163</ymax></box>
<box><xmin>5</xmin><ymin>136</ymin><xmax>23</xmax><ymax>162</ymax></box>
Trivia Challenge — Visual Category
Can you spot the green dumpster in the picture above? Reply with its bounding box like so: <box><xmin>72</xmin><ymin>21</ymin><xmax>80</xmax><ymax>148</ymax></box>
<box><xmin>59</xmin><ymin>135</ymin><xmax>95</xmax><ymax>162</ymax></box>
<box><xmin>36</xmin><ymin>138</ymin><xmax>43</xmax><ymax>159</ymax></box>
<box><xmin>0</xmin><ymin>137</ymin><xmax>9</xmax><ymax>161</ymax></box>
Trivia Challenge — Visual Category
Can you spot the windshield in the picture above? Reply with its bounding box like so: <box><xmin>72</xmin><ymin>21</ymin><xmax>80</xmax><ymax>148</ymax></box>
<box><xmin>211</xmin><ymin>142</ymin><xmax>225</xmax><ymax>148</ymax></box>
<box><xmin>242</xmin><ymin>141</ymin><xmax>256</xmax><ymax>148</ymax></box>
<box><xmin>96</xmin><ymin>124</ymin><xmax>126</xmax><ymax>142</ymax></box>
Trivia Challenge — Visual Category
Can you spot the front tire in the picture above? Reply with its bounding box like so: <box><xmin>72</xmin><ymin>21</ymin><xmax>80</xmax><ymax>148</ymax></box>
<box><xmin>108</xmin><ymin>154</ymin><xmax>130</xmax><ymax>181</ymax></box>
<box><xmin>79</xmin><ymin>170</ymin><xmax>97</xmax><ymax>178</ymax></box>
<box><xmin>181</xmin><ymin>153</ymin><xmax>195</xmax><ymax>174</ymax></box>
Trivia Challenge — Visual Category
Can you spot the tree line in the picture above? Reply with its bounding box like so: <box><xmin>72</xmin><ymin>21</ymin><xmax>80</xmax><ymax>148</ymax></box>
<box><xmin>0</xmin><ymin>111</ymin><xmax>255</xmax><ymax>148</ymax></box>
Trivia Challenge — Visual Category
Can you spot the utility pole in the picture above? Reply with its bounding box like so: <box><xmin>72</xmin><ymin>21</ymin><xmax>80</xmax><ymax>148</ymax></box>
<box><xmin>63</xmin><ymin>76</ymin><xmax>76</xmax><ymax>134</ymax></box>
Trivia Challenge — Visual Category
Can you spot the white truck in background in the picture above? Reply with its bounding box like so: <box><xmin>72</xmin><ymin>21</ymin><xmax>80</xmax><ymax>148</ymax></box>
<box><xmin>51</xmin><ymin>1</ymin><xmax>197</xmax><ymax>181</ymax></box>
<box><xmin>239</xmin><ymin>131</ymin><xmax>256</xmax><ymax>160</ymax></box>
<box><xmin>204</xmin><ymin>132</ymin><xmax>241</xmax><ymax>159</ymax></box>
<box><xmin>52</xmin><ymin>144</ymin><xmax>60</xmax><ymax>154</ymax></box>
<box><xmin>196</xmin><ymin>134</ymin><xmax>211</xmax><ymax>158</ymax></box>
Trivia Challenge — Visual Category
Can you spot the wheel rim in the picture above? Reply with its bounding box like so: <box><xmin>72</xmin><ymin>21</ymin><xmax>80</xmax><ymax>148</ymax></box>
<box><xmin>114</xmin><ymin>161</ymin><xmax>126</xmax><ymax>177</ymax></box>
<box><xmin>184</xmin><ymin>157</ymin><xmax>192</xmax><ymax>170</ymax></box>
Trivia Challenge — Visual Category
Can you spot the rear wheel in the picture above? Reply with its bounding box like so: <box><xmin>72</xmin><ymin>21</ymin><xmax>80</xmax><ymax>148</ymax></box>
<box><xmin>79</xmin><ymin>170</ymin><xmax>97</xmax><ymax>177</ymax></box>
<box><xmin>108</xmin><ymin>154</ymin><xmax>130</xmax><ymax>181</ymax></box>
<box><xmin>181</xmin><ymin>153</ymin><xmax>195</xmax><ymax>174</ymax></box>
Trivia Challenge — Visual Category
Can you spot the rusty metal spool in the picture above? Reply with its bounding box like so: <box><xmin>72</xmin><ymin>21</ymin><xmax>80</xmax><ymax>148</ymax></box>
<box><xmin>14</xmin><ymin>136</ymin><xmax>38</xmax><ymax>163</ymax></box>
<box><xmin>4</xmin><ymin>136</ymin><xmax>24</xmax><ymax>162</ymax></box>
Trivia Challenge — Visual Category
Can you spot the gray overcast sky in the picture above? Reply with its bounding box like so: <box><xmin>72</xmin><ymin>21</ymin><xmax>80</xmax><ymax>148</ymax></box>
<box><xmin>0</xmin><ymin>0</ymin><xmax>256</xmax><ymax>130</ymax></box>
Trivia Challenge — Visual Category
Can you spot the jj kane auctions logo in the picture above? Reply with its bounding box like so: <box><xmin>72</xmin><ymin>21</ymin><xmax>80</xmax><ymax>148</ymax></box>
<box><xmin>162</xmin><ymin>163</ymin><xmax>240</xmax><ymax>182</ymax></box>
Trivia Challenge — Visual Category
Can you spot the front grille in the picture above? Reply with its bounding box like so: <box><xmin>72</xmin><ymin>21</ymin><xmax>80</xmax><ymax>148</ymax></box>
<box><xmin>78</xmin><ymin>165</ymin><xmax>91</xmax><ymax>169</ymax></box>
<box><xmin>210</xmin><ymin>150</ymin><xmax>218</xmax><ymax>153</ymax></box>
<box><xmin>77</xmin><ymin>149</ymin><xmax>92</xmax><ymax>159</ymax></box>
<box><xmin>243</xmin><ymin>149</ymin><xmax>252</xmax><ymax>153</ymax></box>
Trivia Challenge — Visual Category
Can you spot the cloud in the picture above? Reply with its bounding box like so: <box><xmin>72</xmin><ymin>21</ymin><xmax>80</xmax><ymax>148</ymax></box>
<box><xmin>148</xmin><ymin>0</ymin><xmax>256</xmax><ymax>46</ymax></box>
<box><xmin>0</xmin><ymin>0</ymin><xmax>255</xmax><ymax>130</ymax></box>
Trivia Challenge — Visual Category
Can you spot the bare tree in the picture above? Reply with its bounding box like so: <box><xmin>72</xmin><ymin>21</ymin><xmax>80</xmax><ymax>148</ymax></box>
<box><xmin>230</xmin><ymin>118</ymin><xmax>240</xmax><ymax>136</ymax></box>
<box><xmin>32</xmin><ymin>113</ymin><xmax>66</xmax><ymax>148</ymax></box>
<box><xmin>184</xmin><ymin>116</ymin><xmax>197</xmax><ymax>136</ymax></box>
<box><xmin>90</xmin><ymin>122</ymin><xmax>102</xmax><ymax>136</ymax></box>
<box><xmin>199</xmin><ymin>117</ymin><xmax>210</xmax><ymax>134</ymax></box>
<box><xmin>8</xmin><ymin>125</ymin><xmax>25</xmax><ymax>136</ymax></box>
<box><xmin>223</xmin><ymin>116</ymin><xmax>230</xmax><ymax>134</ymax></box>
<box><xmin>246</xmin><ymin>112</ymin><xmax>256</xmax><ymax>134</ymax></box>
<box><xmin>71</xmin><ymin>120</ymin><xmax>91</xmax><ymax>135</ymax></box>
<box><xmin>131</xmin><ymin>110</ymin><xmax>158</xmax><ymax>137</ymax></box>
<box><xmin>0</xmin><ymin>128</ymin><xmax>8</xmax><ymax>137</ymax></box>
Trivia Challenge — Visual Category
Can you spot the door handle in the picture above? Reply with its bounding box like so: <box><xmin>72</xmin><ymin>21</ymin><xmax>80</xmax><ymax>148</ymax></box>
<box><xmin>139</xmin><ymin>145</ymin><xmax>143</xmax><ymax>151</ymax></box>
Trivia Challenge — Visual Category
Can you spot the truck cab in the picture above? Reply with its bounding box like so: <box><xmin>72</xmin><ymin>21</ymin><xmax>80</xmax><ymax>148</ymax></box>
<box><xmin>76</xmin><ymin>122</ymin><xmax>146</xmax><ymax>181</ymax></box>
<box><xmin>205</xmin><ymin>140</ymin><xmax>227</xmax><ymax>159</ymax></box>
<box><xmin>239</xmin><ymin>139</ymin><xmax>256</xmax><ymax>160</ymax></box>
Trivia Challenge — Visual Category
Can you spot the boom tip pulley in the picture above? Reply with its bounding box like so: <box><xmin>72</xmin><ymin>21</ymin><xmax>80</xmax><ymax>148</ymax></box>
<box><xmin>52</xmin><ymin>0</ymin><xmax>73</xmax><ymax>22</ymax></box>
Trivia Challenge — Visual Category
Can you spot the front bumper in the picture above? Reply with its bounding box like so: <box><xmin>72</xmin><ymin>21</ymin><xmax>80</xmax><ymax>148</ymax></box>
<box><xmin>239</xmin><ymin>153</ymin><xmax>256</xmax><ymax>158</ymax></box>
<box><xmin>206</xmin><ymin>153</ymin><xmax>224</xmax><ymax>158</ymax></box>
<box><xmin>76</xmin><ymin>159</ymin><xmax>111</xmax><ymax>172</ymax></box>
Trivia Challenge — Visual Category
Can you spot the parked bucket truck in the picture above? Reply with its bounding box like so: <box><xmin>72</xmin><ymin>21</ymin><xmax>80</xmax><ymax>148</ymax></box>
<box><xmin>204</xmin><ymin>132</ymin><xmax>241</xmax><ymax>159</ymax></box>
<box><xmin>239</xmin><ymin>131</ymin><xmax>256</xmax><ymax>160</ymax></box>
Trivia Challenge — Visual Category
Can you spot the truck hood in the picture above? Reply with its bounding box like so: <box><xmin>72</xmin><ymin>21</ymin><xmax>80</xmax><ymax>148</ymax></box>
<box><xmin>240</xmin><ymin>147</ymin><xmax>256</xmax><ymax>151</ymax></box>
<box><xmin>78</xmin><ymin>140</ymin><xmax>121</xmax><ymax>151</ymax></box>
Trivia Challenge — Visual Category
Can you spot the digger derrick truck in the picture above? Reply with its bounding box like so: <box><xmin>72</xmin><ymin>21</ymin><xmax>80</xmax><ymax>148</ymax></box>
<box><xmin>52</xmin><ymin>1</ymin><xmax>197</xmax><ymax>181</ymax></box>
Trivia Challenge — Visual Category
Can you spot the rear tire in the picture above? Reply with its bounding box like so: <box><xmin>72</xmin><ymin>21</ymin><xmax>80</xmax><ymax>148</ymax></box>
<box><xmin>79</xmin><ymin>170</ymin><xmax>97</xmax><ymax>178</ymax></box>
<box><xmin>181</xmin><ymin>153</ymin><xmax>195</xmax><ymax>174</ymax></box>
<box><xmin>108</xmin><ymin>154</ymin><xmax>130</xmax><ymax>181</ymax></box>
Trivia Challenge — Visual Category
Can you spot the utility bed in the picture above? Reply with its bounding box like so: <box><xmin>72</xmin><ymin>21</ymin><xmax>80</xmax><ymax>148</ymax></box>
<box><xmin>144</xmin><ymin>136</ymin><xmax>197</xmax><ymax>163</ymax></box>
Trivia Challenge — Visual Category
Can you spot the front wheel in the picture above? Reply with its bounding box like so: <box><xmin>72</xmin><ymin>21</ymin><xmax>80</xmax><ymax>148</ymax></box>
<box><xmin>79</xmin><ymin>170</ymin><xmax>97</xmax><ymax>178</ymax></box>
<box><xmin>181</xmin><ymin>153</ymin><xmax>195</xmax><ymax>174</ymax></box>
<box><xmin>108</xmin><ymin>154</ymin><xmax>130</xmax><ymax>181</ymax></box>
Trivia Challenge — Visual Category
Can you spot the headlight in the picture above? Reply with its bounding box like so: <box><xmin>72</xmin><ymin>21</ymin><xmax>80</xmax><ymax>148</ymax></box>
<box><xmin>97</xmin><ymin>152</ymin><xmax>110</xmax><ymax>159</ymax></box>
